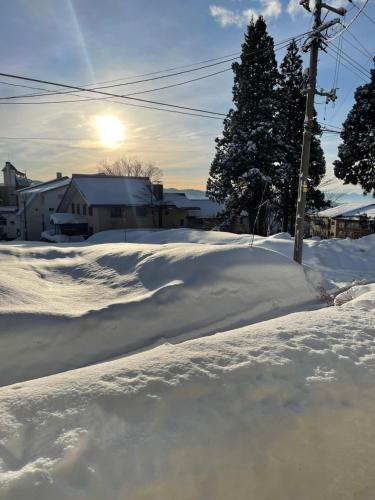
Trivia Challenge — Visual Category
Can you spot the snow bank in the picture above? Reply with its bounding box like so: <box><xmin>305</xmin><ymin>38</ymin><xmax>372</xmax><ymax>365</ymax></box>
<box><xmin>88</xmin><ymin>229</ymin><xmax>375</xmax><ymax>288</ymax></box>
<box><xmin>0</xmin><ymin>241</ymin><xmax>318</xmax><ymax>386</ymax></box>
<box><xmin>1</xmin><ymin>303</ymin><xmax>374</xmax><ymax>500</ymax></box>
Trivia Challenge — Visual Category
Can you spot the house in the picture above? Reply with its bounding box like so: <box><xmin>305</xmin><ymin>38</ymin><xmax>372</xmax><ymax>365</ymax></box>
<box><xmin>17</xmin><ymin>174</ymin><xmax>70</xmax><ymax>240</ymax></box>
<box><xmin>0</xmin><ymin>206</ymin><xmax>18</xmax><ymax>240</ymax></box>
<box><xmin>0</xmin><ymin>162</ymin><xmax>31</xmax><ymax>240</ymax></box>
<box><xmin>163</xmin><ymin>193</ymin><xmax>225</xmax><ymax>230</ymax></box>
<box><xmin>55</xmin><ymin>174</ymin><xmax>165</xmax><ymax>237</ymax></box>
<box><xmin>310</xmin><ymin>201</ymin><xmax>375</xmax><ymax>239</ymax></box>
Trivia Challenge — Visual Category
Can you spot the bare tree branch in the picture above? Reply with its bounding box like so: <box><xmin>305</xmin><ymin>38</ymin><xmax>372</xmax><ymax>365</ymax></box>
<box><xmin>98</xmin><ymin>157</ymin><xmax>163</xmax><ymax>183</ymax></box>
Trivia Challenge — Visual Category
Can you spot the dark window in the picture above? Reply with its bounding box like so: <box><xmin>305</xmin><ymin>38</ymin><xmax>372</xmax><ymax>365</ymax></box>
<box><xmin>72</xmin><ymin>203</ymin><xmax>75</xmax><ymax>214</ymax></box>
<box><xmin>83</xmin><ymin>204</ymin><xmax>87</xmax><ymax>216</ymax></box>
<box><xmin>88</xmin><ymin>206</ymin><xmax>93</xmax><ymax>216</ymax></box>
<box><xmin>136</xmin><ymin>207</ymin><xmax>147</xmax><ymax>217</ymax></box>
<box><xmin>180</xmin><ymin>219</ymin><xmax>185</xmax><ymax>226</ymax></box>
<box><xmin>0</xmin><ymin>217</ymin><xmax>6</xmax><ymax>226</ymax></box>
<box><xmin>49</xmin><ymin>208</ymin><xmax>54</xmax><ymax>212</ymax></box>
<box><xmin>10</xmin><ymin>221</ymin><xmax>15</xmax><ymax>224</ymax></box>
<box><xmin>76</xmin><ymin>204</ymin><xmax>80</xmax><ymax>214</ymax></box>
<box><xmin>111</xmin><ymin>207</ymin><xmax>122</xmax><ymax>218</ymax></box>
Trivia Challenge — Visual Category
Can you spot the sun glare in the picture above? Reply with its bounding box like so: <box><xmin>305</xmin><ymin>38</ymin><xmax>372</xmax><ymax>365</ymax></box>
<box><xmin>95</xmin><ymin>115</ymin><xmax>125</xmax><ymax>147</ymax></box>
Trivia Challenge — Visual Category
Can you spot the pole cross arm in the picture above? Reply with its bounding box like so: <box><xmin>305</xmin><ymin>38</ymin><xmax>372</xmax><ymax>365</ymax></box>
<box><xmin>321</xmin><ymin>2</ymin><xmax>347</xmax><ymax>15</ymax></box>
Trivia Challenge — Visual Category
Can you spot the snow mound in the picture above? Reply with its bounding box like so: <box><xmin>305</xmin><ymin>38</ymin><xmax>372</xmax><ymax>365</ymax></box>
<box><xmin>0</xmin><ymin>304</ymin><xmax>374</xmax><ymax>500</ymax></box>
<box><xmin>335</xmin><ymin>283</ymin><xmax>375</xmax><ymax>311</ymax></box>
<box><xmin>87</xmin><ymin>228</ymin><xmax>251</xmax><ymax>245</ymax></box>
<box><xmin>0</xmin><ymin>241</ymin><xmax>318</xmax><ymax>386</ymax></box>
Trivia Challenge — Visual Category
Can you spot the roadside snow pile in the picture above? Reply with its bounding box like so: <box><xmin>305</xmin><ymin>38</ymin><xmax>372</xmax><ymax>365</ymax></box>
<box><xmin>253</xmin><ymin>232</ymin><xmax>375</xmax><ymax>288</ymax></box>
<box><xmin>87</xmin><ymin>228</ymin><xmax>251</xmax><ymax>245</ymax></box>
<box><xmin>88</xmin><ymin>229</ymin><xmax>375</xmax><ymax>288</ymax></box>
<box><xmin>0</xmin><ymin>242</ymin><xmax>318</xmax><ymax>386</ymax></box>
<box><xmin>1</xmin><ymin>303</ymin><xmax>375</xmax><ymax>500</ymax></box>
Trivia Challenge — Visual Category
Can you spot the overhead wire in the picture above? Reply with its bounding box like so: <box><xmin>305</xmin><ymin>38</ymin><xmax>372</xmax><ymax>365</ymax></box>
<box><xmin>0</xmin><ymin>30</ymin><xmax>314</xmax><ymax>102</ymax></box>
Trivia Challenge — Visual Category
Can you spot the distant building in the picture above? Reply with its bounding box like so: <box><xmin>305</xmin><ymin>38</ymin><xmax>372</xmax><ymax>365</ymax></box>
<box><xmin>17</xmin><ymin>175</ymin><xmax>70</xmax><ymax>240</ymax></box>
<box><xmin>0</xmin><ymin>162</ymin><xmax>31</xmax><ymax>240</ymax></box>
<box><xmin>310</xmin><ymin>201</ymin><xmax>375</xmax><ymax>239</ymax></box>
<box><xmin>51</xmin><ymin>175</ymin><xmax>227</xmax><ymax>239</ymax></box>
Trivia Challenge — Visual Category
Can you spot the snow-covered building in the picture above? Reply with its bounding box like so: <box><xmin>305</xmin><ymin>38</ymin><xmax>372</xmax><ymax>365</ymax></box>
<box><xmin>54</xmin><ymin>175</ymin><xmax>216</xmax><ymax>238</ymax></box>
<box><xmin>17</xmin><ymin>175</ymin><xmax>70</xmax><ymax>240</ymax></box>
<box><xmin>163</xmin><ymin>193</ymin><xmax>225</xmax><ymax>230</ymax></box>
<box><xmin>311</xmin><ymin>201</ymin><xmax>375</xmax><ymax>239</ymax></box>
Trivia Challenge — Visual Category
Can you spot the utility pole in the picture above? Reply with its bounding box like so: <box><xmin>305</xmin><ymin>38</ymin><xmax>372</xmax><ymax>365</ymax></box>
<box><xmin>293</xmin><ymin>0</ymin><xmax>346</xmax><ymax>264</ymax></box>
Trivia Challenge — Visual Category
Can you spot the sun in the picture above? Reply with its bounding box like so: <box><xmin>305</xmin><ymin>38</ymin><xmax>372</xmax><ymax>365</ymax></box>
<box><xmin>95</xmin><ymin>115</ymin><xmax>125</xmax><ymax>147</ymax></box>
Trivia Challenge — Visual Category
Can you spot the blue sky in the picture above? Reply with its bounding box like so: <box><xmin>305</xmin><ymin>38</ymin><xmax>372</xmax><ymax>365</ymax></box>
<box><xmin>0</xmin><ymin>0</ymin><xmax>373</xmax><ymax>191</ymax></box>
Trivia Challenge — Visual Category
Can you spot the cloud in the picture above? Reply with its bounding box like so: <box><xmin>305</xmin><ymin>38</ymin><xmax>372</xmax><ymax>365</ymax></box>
<box><xmin>210</xmin><ymin>0</ymin><xmax>281</xmax><ymax>28</ymax></box>
<box><xmin>209</xmin><ymin>5</ymin><xmax>255</xmax><ymax>27</ymax></box>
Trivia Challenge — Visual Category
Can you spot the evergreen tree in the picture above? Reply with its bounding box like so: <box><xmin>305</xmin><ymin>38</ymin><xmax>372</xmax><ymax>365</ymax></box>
<box><xmin>206</xmin><ymin>17</ymin><xmax>279</xmax><ymax>235</ymax></box>
<box><xmin>276</xmin><ymin>40</ymin><xmax>327</xmax><ymax>234</ymax></box>
<box><xmin>334</xmin><ymin>67</ymin><xmax>375</xmax><ymax>196</ymax></box>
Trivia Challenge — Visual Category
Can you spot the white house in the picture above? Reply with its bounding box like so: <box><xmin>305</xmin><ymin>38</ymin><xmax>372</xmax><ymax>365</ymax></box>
<box><xmin>17</xmin><ymin>175</ymin><xmax>70</xmax><ymax>240</ymax></box>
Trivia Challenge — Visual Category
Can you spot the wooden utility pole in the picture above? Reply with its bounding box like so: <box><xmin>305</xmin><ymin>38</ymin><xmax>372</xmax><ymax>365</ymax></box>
<box><xmin>293</xmin><ymin>0</ymin><xmax>346</xmax><ymax>264</ymax></box>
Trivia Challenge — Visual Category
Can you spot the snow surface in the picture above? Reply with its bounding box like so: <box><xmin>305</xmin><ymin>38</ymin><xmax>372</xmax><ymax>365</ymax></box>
<box><xmin>1</xmin><ymin>228</ymin><xmax>375</xmax><ymax>499</ymax></box>
<box><xmin>0</xmin><ymin>298</ymin><xmax>375</xmax><ymax>500</ymax></box>
<box><xmin>88</xmin><ymin>229</ymin><xmax>375</xmax><ymax>289</ymax></box>
<box><xmin>0</xmin><ymin>238</ymin><xmax>318</xmax><ymax>386</ymax></box>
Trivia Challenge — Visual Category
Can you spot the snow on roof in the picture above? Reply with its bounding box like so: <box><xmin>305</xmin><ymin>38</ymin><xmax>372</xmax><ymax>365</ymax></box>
<box><xmin>318</xmin><ymin>201</ymin><xmax>375</xmax><ymax>219</ymax></box>
<box><xmin>188</xmin><ymin>199</ymin><xmax>224</xmax><ymax>218</ymax></box>
<box><xmin>17</xmin><ymin>177</ymin><xmax>70</xmax><ymax>195</ymax></box>
<box><xmin>163</xmin><ymin>193</ymin><xmax>224</xmax><ymax>218</ymax></box>
<box><xmin>50</xmin><ymin>212</ymin><xmax>87</xmax><ymax>224</ymax></box>
<box><xmin>72</xmin><ymin>175</ymin><xmax>154</xmax><ymax>206</ymax></box>
<box><xmin>163</xmin><ymin>193</ymin><xmax>201</xmax><ymax>210</ymax></box>
<box><xmin>0</xmin><ymin>205</ymin><xmax>18</xmax><ymax>213</ymax></box>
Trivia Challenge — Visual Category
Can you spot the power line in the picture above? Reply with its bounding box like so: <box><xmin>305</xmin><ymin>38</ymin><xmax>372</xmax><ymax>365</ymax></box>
<box><xmin>0</xmin><ymin>31</ymin><xmax>313</xmax><ymax>102</ymax></box>
<box><xmin>326</xmin><ymin>45</ymin><xmax>369</xmax><ymax>80</ymax></box>
<box><xmin>330</xmin><ymin>42</ymin><xmax>370</xmax><ymax>75</ymax></box>
<box><xmin>351</xmin><ymin>0</ymin><xmax>375</xmax><ymax>26</ymax></box>
<box><xmin>344</xmin><ymin>29</ymin><xmax>374</xmax><ymax>61</ymax></box>
<box><xmin>326</xmin><ymin>0</ymin><xmax>370</xmax><ymax>41</ymax></box>
<box><xmin>0</xmin><ymin>71</ymin><xmax>228</xmax><ymax>117</ymax></box>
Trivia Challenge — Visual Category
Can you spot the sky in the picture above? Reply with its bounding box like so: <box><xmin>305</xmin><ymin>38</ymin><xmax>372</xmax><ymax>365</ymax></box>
<box><xmin>0</xmin><ymin>0</ymin><xmax>373</xmax><ymax>192</ymax></box>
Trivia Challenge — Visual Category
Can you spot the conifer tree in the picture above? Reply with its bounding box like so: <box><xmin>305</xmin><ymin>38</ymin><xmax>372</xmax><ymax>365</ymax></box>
<box><xmin>334</xmin><ymin>67</ymin><xmax>375</xmax><ymax>196</ymax></box>
<box><xmin>206</xmin><ymin>17</ymin><xmax>279</xmax><ymax>235</ymax></box>
<box><xmin>276</xmin><ymin>40</ymin><xmax>326</xmax><ymax>234</ymax></box>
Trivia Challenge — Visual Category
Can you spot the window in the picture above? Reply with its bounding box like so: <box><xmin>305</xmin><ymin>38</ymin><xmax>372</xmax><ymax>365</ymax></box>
<box><xmin>76</xmin><ymin>204</ymin><xmax>81</xmax><ymax>214</ymax></box>
<box><xmin>0</xmin><ymin>217</ymin><xmax>6</xmax><ymax>226</ymax></box>
<box><xmin>111</xmin><ymin>207</ymin><xmax>122</xmax><ymax>218</ymax></box>
<box><xmin>88</xmin><ymin>206</ymin><xmax>93</xmax><ymax>216</ymax></box>
<box><xmin>49</xmin><ymin>208</ymin><xmax>54</xmax><ymax>212</ymax></box>
<box><xmin>136</xmin><ymin>207</ymin><xmax>147</xmax><ymax>217</ymax></box>
<box><xmin>83</xmin><ymin>204</ymin><xmax>87</xmax><ymax>216</ymax></box>
<box><xmin>72</xmin><ymin>203</ymin><xmax>75</xmax><ymax>214</ymax></box>
<box><xmin>180</xmin><ymin>219</ymin><xmax>185</xmax><ymax>226</ymax></box>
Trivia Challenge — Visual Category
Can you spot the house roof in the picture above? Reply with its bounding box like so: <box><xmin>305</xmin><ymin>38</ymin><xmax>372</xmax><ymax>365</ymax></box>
<box><xmin>2</xmin><ymin>162</ymin><xmax>26</xmax><ymax>176</ymax></box>
<box><xmin>71</xmin><ymin>174</ymin><xmax>154</xmax><ymax>206</ymax></box>
<box><xmin>17</xmin><ymin>177</ymin><xmax>70</xmax><ymax>195</ymax></box>
<box><xmin>318</xmin><ymin>201</ymin><xmax>375</xmax><ymax>219</ymax></box>
<box><xmin>163</xmin><ymin>193</ymin><xmax>200</xmax><ymax>210</ymax></box>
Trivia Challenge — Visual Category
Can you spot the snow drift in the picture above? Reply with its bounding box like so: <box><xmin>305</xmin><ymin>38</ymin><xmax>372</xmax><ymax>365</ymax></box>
<box><xmin>0</xmin><ymin>299</ymin><xmax>374</xmax><ymax>500</ymax></box>
<box><xmin>0</xmin><ymin>240</ymin><xmax>318</xmax><ymax>386</ymax></box>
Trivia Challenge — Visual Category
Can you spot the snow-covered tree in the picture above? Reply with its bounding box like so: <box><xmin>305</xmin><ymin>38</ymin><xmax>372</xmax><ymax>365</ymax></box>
<box><xmin>276</xmin><ymin>40</ymin><xmax>327</xmax><ymax>234</ymax></box>
<box><xmin>206</xmin><ymin>17</ymin><xmax>279</xmax><ymax>235</ymax></box>
<box><xmin>334</xmin><ymin>67</ymin><xmax>375</xmax><ymax>196</ymax></box>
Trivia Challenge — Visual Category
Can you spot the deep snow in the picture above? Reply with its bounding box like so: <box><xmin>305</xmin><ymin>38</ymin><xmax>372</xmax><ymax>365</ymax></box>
<box><xmin>1</xmin><ymin>229</ymin><xmax>375</xmax><ymax>500</ymax></box>
<box><xmin>0</xmin><ymin>292</ymin><xmax>374</xmax><ymax>500</ymax></box>
<box><xmin>0</xmin><ymin>240</ymin><xmax>318</xmax><ymax>386</ymax></box>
